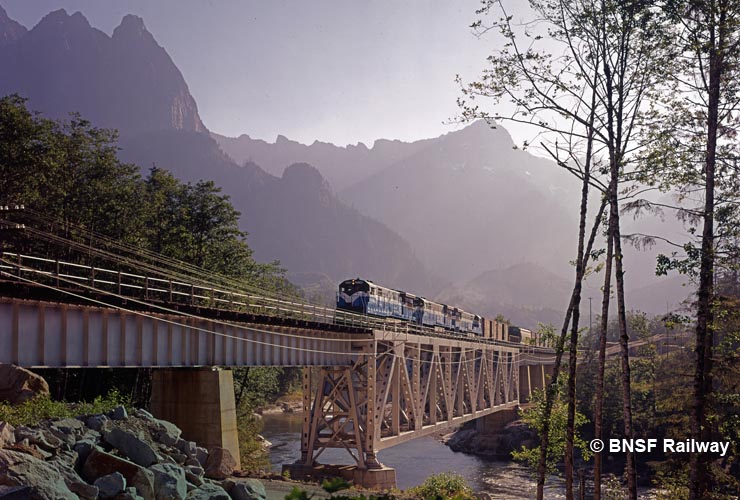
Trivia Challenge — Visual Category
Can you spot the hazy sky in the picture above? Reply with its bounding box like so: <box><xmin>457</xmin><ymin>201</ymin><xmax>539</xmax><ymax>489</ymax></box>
<box><xmin>2</xmin><ymin>0</ymin><xmax>517</xmax><ymax>146</ymax></box>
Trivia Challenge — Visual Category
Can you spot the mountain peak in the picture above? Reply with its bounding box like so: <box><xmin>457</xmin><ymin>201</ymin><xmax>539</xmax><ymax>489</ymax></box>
<box><xmin>36</xmin><ymin>8</ymin><xmax>91</xmax><ymax>31</ymax></box>
<box><xmin>113</xmin><ymin>14</ymin><xmax>152</xmax><ymax>42</ymax></box>
<box><xmin>0</xmin><ymin>4</ymin><xmax>27</xmax><ymax>46</ymax></box>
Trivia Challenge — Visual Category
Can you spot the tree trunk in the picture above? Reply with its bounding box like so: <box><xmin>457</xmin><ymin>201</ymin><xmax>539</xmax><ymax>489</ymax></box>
<box><xmin>690</xmin><ymin>11</ymin><xmax>721</xmax><ymax>498</ymax></box>
<box><xmin>593</xmin><ymin>208</ymin><xmax>613</xmax><ymax>500</ymax></box>
<box><xmin>536</xmin><ymin>198</ymin><xmax>606</xmax><ymax>500</ymax></box>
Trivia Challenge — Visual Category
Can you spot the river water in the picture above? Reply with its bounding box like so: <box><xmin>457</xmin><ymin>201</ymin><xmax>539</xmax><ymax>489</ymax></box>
<box><xmin>260</xmin><ymin>412</ymin><xmax>566</xmax><ymax>498</ymax></box>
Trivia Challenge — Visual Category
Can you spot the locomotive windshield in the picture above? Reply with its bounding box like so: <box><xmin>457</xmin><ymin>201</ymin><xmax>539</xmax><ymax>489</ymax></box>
<box><xmin>339</xmin><ymin>280</ymin><xmax>370</xmax><ymax>295</ymax></box>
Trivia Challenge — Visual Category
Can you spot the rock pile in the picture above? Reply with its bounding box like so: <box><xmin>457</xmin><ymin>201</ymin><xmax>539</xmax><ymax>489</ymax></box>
<box><xmin>445</xmin><ymin>420</ymin><xmax>538</xmax><ymax>459</ymax></box>
<box><xmin>0</xmin><ymin>407</ymin><xmax>266</xmax><ymax>500</ymax></box>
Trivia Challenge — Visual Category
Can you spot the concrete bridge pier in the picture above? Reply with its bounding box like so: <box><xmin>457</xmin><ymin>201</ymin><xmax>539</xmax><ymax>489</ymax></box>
<box><xmin>150</xmin><ymin>367</ymin><xmax>241</xmax><ymax>468</ymax></box>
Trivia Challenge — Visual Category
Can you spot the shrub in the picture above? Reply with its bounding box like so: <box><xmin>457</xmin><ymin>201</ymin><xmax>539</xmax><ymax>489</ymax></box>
<box><xmin>0</xmin><ymin>389</ymin><xmax>128</xmax><ymax>426</ymax></box>
<box><xmin>407</xmin><ymin>472</ymin><xmax>475</xmax><ymax>500</ymax></box>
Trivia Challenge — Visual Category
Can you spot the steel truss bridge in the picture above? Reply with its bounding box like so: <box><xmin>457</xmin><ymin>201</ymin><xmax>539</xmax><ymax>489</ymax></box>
<box><xmin>0</xmin><ymin>220</ymin><xmax>555</xmax><ymax>485</ymax></box>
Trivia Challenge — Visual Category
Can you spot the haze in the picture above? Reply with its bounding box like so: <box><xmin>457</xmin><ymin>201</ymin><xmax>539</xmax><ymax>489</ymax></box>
<box><xmin>1</xmin><ymin>0</ymin><xmax>517</xmax><ymax>147</ymax></box>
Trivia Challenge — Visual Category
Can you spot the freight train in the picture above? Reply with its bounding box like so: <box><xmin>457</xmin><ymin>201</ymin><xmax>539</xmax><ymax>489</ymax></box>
<box><xmin>336</xmin><ymin>278</ymin><xmax>524</xmax><ymax>342</ymax></box>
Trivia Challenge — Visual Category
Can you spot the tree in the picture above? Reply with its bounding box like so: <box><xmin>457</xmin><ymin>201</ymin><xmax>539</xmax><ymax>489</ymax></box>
<box><xmin>633</xmin><ymin>1</ymin><xmax>740</xmax><ymax>496</ymax></box>
<box><xmin>458</xmin><ymin>2</ymin><xmax>671</xmax><ymax>497</ymax></box>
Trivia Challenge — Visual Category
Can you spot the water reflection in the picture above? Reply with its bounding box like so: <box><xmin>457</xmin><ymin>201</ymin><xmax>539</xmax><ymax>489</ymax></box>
<box><xmin>260</xmin><ymin>413</ymin><xmax>565</xmax><ymax>498</ymax></box>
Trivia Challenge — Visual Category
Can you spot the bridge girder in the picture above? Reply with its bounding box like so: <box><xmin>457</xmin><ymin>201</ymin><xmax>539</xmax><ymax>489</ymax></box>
<box><xmin>300</xmin><ymin>332</ymin><xmax>522</xmax><ymax>469</ymax></box>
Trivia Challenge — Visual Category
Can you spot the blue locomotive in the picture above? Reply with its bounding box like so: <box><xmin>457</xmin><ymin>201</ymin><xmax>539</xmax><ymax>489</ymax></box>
<box><xmin>337</xmin><ymin>278</ymin><xmax>483</xmax><ymax>336</ymax></box>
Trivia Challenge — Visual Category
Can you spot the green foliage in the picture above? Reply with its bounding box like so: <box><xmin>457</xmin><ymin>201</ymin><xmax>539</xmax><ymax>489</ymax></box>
<box><xmin>0</xmin><ymin>390</ymin><xmax>129</xmax><ymax>426</ymax></box>
<box><xmin>0</xmin><ymin>94</ymin><xmax>293</xmax><ymax>294</ymax></box>
<box><xmin>321</xmin><ymin>477</ymin><xmax>351</xmax><ymax>494</ymax></box>
<box><xmin>284</xmin><ymin>483</ymin><xmax>396</xmax><ymax>500</ymax></box>
<box><xmin>512</xmin><ymin>388</ymin><xmax>591</xmax><ymax>475</ymax></box>
<box><xmin>236</xmin><ymin>411</ymin><xmax>270</xmax><ymax>473</ymax></box>
<box><xmin>406</xmin><ymin>473</ymin><xmax>475</xmax><ymax>500</ymax></box>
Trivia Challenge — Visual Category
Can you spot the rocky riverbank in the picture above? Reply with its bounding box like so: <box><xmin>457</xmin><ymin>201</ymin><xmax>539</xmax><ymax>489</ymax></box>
<box><xmin>443</xmin><ymin>420</ymin><xmax>538</xmax><ymax>460</ymax></box>
<box><xmin>0</xmin><ymin>405</ymin><xmax>267</xmax><ymax>500</ymax></box>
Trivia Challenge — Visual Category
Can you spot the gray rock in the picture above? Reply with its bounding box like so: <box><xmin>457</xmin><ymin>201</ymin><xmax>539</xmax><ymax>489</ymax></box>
<box><xmin>0</xmin><ymin>449</ymin><xmax>77</xmax><ymax>500</ymax></box>
<box><xmin>49</xmin><ymin>454</ymin><xmax>98</xmax><ymax>500</ymax></box>
<box><xmin>0</xmin><ymin>422</ymin><xmax>16</xmax><ymax>448</ymax></box>
<box><xmin>113</xmin><ymin>486</ymin><xmax>144</xmax><ymax>500</ymax></box>
<box><xmin>194</xmin><ymin>447</ymin><xmax>208</xmax><ymax>466</ymax></box>
<box><xmin>185</xmin><ymin>457</ymin><xmax>201</xmax><ymax>468</ymax></box>
<box><xmin>166</xmin><ymin>448</ymin><xmax>188</xmax><ymax>464</ymax></box>
<box><xmin>0</xmin><ymin>485</ymin><xmax>32</xmax><ymax>500</ymax></box>
<box><xmin>175</xmin><ymin>439</ymin><xmax>197</xmax><ymax>457</ymax></box>
<box><xmin>95</xmin><ymin>472</ymin><xmax>127</xmax><ymax>499</ymax></box>
<box><xmin>104</xmin><ymin>427</ymin><xmax>158</xmax><ymax>467</ymax></box>
<box><xmin>134</xmin><ymin>409</ymin><xmax>155</xmax><ymax>420</ymax></box>
<box><xmin>184</xmin><ymin>471</ymin><xmax>203</xmax><ymax>487</ymax></box>
<box><xmin>229</xmin><ymin>480</ymin><xmax>266</xmax><ymax>500</ymax></box>
<box><xmin>74</xmin><ymin>439</ymin><xmax>101</xmax><ymax>466</ymax></box>
<box><xmin>86</xmin><ymin>414</ymin><xmax>109</xmax><ymax>431</ymax></box>
<box><xmin>110</xmin><ymin>405</ymin><xmax>129</xmax><ymax>420</ymax></box>
<box><xmin>69</xmin><ymin>481</ymin><xmax>99</xmax><ymax>500</ymax></box>
<box><xmin>50</xmin><ymin>417</ymin><xmax>86</xmax><ymax>434</ymax></box>
<box><xmin>82</xmin><ymin>449</ymin><xmax>155</xmax><ymax>500</ymax></box>
<box><xmin>13</xmin><ymin>426</ymin><xmax>63</xmax><ymax>452</ymax></box>
<box><xmin>185</xmin><ymin>465</ymin><xmax>204</xmax><ymax>477</ymax></box>
<box><xmin>150</xmin><ymin>463</ymin><xmax>187</xmax><ymax>500</ymax></box>
<box><xmin>154</xmin><ymin>420</ymin><xmax>182</xmax><ymax>447</ymax></box>
<box><xmin>185</xmin><ymin>483</ymin><xmax>230</xmax><ymax>500</ymax></box>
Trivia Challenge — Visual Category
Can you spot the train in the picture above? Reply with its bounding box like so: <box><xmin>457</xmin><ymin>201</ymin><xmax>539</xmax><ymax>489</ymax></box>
<box><xmin>336</xmin><ymin>277</ymin><xmax>528</xmax><ymax>342</ymax></box>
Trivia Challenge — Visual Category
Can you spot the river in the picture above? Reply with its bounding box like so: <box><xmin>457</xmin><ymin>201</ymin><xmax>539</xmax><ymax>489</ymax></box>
<box><xmin>260</xmin><ymin>412</ymin><xmax>567</xmax><ymax>498</ymax></box>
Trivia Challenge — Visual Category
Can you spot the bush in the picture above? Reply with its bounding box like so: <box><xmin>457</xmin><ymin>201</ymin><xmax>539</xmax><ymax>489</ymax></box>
<box><xmin>407</xmin><ymin>473</ymin><xmax>475</xmax><ymax>500</ymax></box>
<box><xmin>0</xmin><ymin>390</ymin><xmax>128</xmax><ymax>426</ymax></box>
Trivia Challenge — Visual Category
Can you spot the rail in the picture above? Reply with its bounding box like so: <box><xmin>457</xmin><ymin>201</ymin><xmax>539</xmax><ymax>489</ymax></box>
<box><xmin>0</xmin><ymin>252</ymin><xmax>552</xmax><ymax>354</ymax></box>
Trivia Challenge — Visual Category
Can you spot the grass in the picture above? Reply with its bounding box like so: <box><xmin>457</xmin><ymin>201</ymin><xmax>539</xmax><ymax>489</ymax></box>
<box><xmin>0</xmin><ymin>390</ymin><xmax>129</xmax><ymax>426</ymax></box>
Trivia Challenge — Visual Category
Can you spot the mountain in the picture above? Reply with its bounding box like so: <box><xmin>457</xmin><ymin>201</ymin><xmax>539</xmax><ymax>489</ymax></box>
<box><xmin>435</xmin><ymin>262</ymin><xmax>573</xmax><ymax>329</ymax></box>
<box><xmin>1</xmin><ymin>7</ymin><xmax>439</xmax><ymax>297</ymax></box>
<box><xmin>0</xmin><ymin>9</ymin><xmax>204</xmax><ymax>135</ymax></box>
<box><xmin>340</xmin><ymin>121</ymin><xmax>579</xmax><ymax>282</ymax></box>
<box><xmin>118</xmin><ymin>132</ymin><xmax>439</xmax><ymax>296</ymax></box>
<box><xmin>0</xmin><ymin>5</ymin><xmax>25</xmax><ymax>46</ymax></box>
<box><xmin>212</xmin><ymin>131</ymin><xmax>434</xmax><ymax>191</ymax></box>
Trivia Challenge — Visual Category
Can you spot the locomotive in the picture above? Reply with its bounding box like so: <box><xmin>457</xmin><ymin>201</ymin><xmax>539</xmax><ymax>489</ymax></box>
<box><xmin>337</xmin><ymin>278</ymin><xmax>511</xmax><ymax>339</ymax></box>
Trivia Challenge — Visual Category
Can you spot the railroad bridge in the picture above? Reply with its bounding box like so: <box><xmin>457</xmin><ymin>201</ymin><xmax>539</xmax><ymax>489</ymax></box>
<box><xmin>0</xmin><ymin>249</ymin><xmax>555</xmax><ymax>488</ymax></box>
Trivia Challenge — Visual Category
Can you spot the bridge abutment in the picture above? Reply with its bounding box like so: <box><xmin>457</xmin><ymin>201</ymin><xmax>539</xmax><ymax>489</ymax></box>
<box><xmin>150</xmin><ymin>367</ymin><xmax>241</xmax><ymax>468</ymax></box>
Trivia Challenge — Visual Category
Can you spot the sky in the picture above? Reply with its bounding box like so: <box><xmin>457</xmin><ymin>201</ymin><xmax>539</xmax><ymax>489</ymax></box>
<box><xmin>2</xmin><ymin>0</ymin><xmax>519</xmax><ymax>147</ymax></box>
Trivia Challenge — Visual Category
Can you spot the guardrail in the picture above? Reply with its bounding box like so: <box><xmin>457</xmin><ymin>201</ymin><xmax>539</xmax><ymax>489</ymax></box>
<box><xmin>0</xmin><ymin>252</ymin><xmax>551</xmax><ymax>353</ymax></box>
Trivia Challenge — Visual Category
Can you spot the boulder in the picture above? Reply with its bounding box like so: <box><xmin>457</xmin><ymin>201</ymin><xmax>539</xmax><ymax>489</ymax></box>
<box><xmin>110</xmin><ymin>405</ymin><xmax>129</xmax><ymax>421</ymax></box>
<box><xmin>229</xmin><ymin>480</ymin><xmax>266</xmax><ymax>500</ymax></box>
<box><xmin>0</xmin><ymin>365</ymin><xmax>49</xmax><ymax>405</ymax></box>
<box><xmin>113</xmin><ymin>486</ymin><xmax>145</xmax><ymax>500</ymax></box>
<box><xmin>153</xmin><ymin>420</ymin><xmax>182</xmax><ymax>447</ymax></box>
<box><xmin>194</xmin><ymin>447</ymin><xmax>208</xmax><ymax>466</ymax></box>
<box><xmin>0</xmin><ymin>449</ymin><xmax>77</xmax><ymax>500</ymax></box>
<box><xmin>0</xmin><ymin>422</ymin><xmax>16</xmax><ymax>448</ymax></box>
<box><xmin>48</xmin><ymin>454</ymin><xmax>98</xmax><ymax>500</ymax></box>
<box><xmin>13</xmin><ymin>426</ymin><xmax>63</xmax><ymax>452</ymax></box>
<box><xmin>0</xmin><ymin>485</ymin><xmax>32</xmax><ymax>500</ymax></box>
<box><xmin>203</xmin><ymin>448</ymin><xmax>236</xmax><ymax>480</ymax></box>
<box><xmin>104</xmin><ymin>427</ymin><xmax>159</xmax><ymax>467</ymax></box>
<box><xmin>82</xmin><ymin>449</ymin><xmax>155</xmax><ymax>500</ymax></box>
<box><xmin>150</xmin><ymin>463</ymin><xmax>187</xmax><ymax>500</ymax></box>
<box><xmin>86</xmin><ymin>414</ymin><xmax>109</xmax><ymax>431</ymax></box>
<box><xmin>185</xmin><ymin>483</ymin><xmax>230</xmax><ymax>500</ymax></box>
<box><xmin>175</xmin><ymin>439</ymin><xmax>197</xmax><ymax>457</ymax></box>
<box><xmin>73</xmin><ymin>439</ymin><xmax>101</xmax><ymax>466</ymax></box>
<box><xmin>95</xmin><ymin>472</ymin><xmax>127</xmax><ymax>499</ymax></box>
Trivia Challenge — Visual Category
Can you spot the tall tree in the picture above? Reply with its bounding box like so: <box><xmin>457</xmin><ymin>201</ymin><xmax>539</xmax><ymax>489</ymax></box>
<box><xmin>634</xmin><ymin>1</ymin><xmax>740</xmax><ymax>496</ymax></box>
<box><xmin>458</xmin><ymin>2</ymin><xmax>670</xmax><ymax>497</ymax></box>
